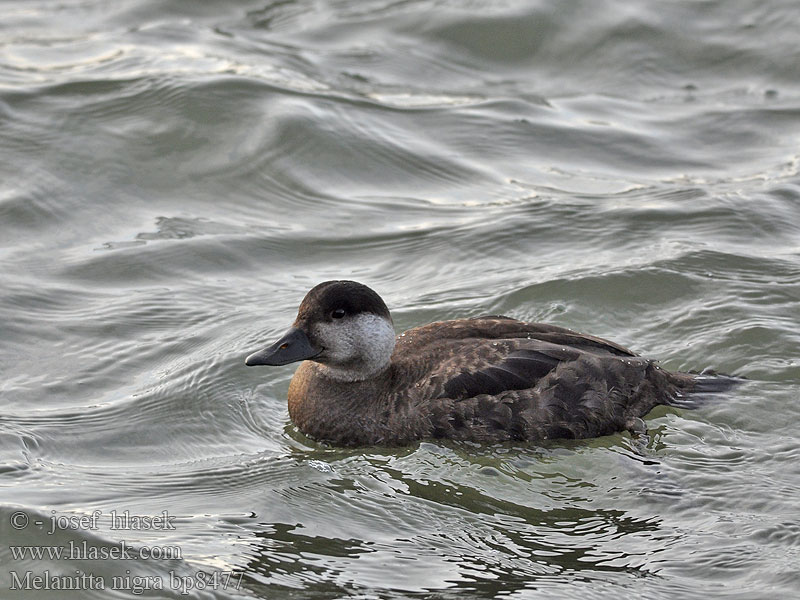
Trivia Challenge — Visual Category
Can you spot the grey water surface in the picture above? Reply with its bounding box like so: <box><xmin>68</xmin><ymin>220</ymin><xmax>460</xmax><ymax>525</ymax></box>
<box><xmin>1</xmin><ymin>1</ymin><xmax>799</xmax><ymax>598</ymax></box>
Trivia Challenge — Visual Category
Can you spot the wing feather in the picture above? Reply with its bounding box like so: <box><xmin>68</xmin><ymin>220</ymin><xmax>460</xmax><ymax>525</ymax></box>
<box><xmin>440</xmin><ymin>348</ymin><xmax>574</xmax><ymax>400</ymax></box>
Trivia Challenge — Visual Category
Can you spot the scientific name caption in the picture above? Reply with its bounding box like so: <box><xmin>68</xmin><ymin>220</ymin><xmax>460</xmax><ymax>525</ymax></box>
<box><xmin>7</xmin><ymin>509</ymin><xmax>243</xmax><ymax>595</ymax></box>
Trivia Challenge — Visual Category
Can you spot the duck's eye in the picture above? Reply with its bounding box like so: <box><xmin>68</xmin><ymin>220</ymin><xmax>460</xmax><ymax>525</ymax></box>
<box><xmin>331</xmin><ymin>308</ymin><xmax>346</xmax><ymax>320</ymax></box>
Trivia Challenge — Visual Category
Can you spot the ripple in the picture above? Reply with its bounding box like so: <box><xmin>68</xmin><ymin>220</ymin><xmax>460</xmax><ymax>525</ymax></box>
<box><xmin>2</xmin><ymin>1</ymin><xmax>800</xmax><ymax>598</ymax></box>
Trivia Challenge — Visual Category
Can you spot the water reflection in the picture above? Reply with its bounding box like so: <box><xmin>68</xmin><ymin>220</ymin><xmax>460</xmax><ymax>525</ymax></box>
<box><xmin>239</xmin><ymin>441</ymin><xmax>672</xmax><ymax>597</ymax></box>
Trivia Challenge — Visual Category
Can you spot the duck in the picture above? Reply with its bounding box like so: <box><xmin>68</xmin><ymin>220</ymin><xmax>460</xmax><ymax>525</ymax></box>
<box><xmin>245</xmin><ymin>280</ymin><xmax>732</xmax><ymax>447</ymax></box>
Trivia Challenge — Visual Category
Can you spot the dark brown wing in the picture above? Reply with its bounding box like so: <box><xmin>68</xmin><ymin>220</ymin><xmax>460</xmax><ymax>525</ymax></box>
<box><xmin>440</xmin><ymin>347</ymin><xmax>575</xmax><ymax>400</ymax></box>
<box><xmin>389</xmin><ymin>317</ymin><xmax>681</xmax><ymax>442</ymax></box>
<box><xmin>424</xmin><ymin>353</ymin><xmax>672</xmax><ymax>442</ymax></box>
<box><xmin>469</xmin><ymin>317</ymin><xmax>637</xmax><ymax>357</ymax></box>
<box><xmin>394</xmin><ymin>316</ymin><xmax>637</xmax><ymax>360</ymax></box>
<box><xmin>392</xmin><ymin>317</ymin><xmax>638</xmax><ymax>402</ymax></box>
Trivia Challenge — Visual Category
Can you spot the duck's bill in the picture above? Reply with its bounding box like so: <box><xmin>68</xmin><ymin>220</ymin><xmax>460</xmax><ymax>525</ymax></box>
<box><xmin>245</xmin><ymin>327</ymin><xmax>321</xmax><ymax>366</ymax></box>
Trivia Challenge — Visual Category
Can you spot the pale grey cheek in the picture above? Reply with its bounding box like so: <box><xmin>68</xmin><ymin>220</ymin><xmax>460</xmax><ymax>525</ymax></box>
<box><xmin>314</xmin><ymin>322</ymin><xmax>357</xmax><ymax>360</ymax></box>
<box><xmin>313</xmin><ymin>315</ymin><xmax>394</xmax><ymax>368</ymax></box>
<box><xmin>356</xmin><ymin>316</ymin><xmax>396</xmax><ymax>361</ymax></box>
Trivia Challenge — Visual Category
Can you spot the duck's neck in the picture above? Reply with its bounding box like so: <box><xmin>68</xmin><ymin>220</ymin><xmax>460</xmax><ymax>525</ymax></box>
<box><xmin>315</xmin><ymin>361</ymin><xmax>390</xmax><ymax>382</ymax></box>
<box><xmin>288</xmin><ymin>362</ymin><xmax>399</xmax><ymax>445</ymax></box>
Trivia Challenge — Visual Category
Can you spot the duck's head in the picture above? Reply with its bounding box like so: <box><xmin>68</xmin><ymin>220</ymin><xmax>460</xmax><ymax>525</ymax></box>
<box><xmin>245</xmin><ymin>280</ymin><xmax>396</xmax><ymax>382</ymax></box>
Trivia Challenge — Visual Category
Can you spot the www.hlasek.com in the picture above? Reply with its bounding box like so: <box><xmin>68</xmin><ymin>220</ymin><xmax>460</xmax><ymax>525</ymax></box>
<box><xmin>10</xmin><ymin>539</ymin><xmax>181</xmax><ymax>561</ymax></box>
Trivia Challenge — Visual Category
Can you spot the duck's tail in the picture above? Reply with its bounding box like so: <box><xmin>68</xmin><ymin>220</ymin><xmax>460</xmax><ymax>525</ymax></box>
<box><xmin>667</xmin><ymin>369</ymin><xmax>745</xmax><ymax>409</ymax></box>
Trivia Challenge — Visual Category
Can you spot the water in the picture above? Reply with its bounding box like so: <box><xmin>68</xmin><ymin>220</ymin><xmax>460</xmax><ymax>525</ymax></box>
<box><xmin>1</xmin><ymin>0</ymin><xmax>799</xmax><ymax>598</ymax></box>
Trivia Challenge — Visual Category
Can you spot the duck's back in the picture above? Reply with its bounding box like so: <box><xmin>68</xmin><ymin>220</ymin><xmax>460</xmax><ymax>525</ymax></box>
<box><xmin>391</xmin><ymin>316</ymin><xmax>694</xmax><ymax>443</ymax></box>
